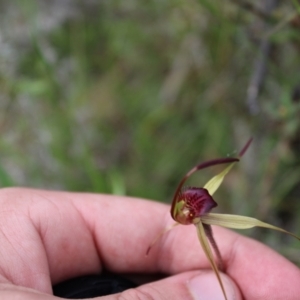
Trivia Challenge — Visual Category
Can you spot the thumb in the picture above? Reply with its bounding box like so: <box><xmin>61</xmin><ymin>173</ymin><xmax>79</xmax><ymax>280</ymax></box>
<box><xmin>99</xmin><ymin>271</ymin><xmax>242</xmax><ymax>300</ymax></box>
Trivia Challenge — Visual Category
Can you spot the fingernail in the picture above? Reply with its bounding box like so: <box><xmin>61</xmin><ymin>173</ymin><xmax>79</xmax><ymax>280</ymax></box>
<box><xmin>188</xmin><ymin>272</ymin><xmax>237</xmax><ymax>300</ymax></box>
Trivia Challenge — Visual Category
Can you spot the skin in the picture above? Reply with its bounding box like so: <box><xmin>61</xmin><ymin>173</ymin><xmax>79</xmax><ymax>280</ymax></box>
<box><xmin>0</xmin><ymin>188</ymin><xmax>299</xmax><ymax>299</ymax></box>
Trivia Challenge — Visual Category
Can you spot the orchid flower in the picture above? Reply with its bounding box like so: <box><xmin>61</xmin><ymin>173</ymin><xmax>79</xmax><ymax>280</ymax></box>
<box><xmin>147</xmin><ymin>138</ymin><xmax>300</xmax><ymax>300</ymax></box>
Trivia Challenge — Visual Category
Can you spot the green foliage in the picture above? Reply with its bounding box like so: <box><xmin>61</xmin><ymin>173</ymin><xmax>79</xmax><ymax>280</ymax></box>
<box><xmin>0</xmin><ymin>0</ymin><xmax>300</xmax><ymax>263</ymax></box>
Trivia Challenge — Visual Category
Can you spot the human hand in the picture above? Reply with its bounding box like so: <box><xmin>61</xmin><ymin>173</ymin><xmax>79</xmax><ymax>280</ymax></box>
<box><xmin>0</xmin><ymin>188</ymin><xmax>299</xmax><ymax>300</ymax></box>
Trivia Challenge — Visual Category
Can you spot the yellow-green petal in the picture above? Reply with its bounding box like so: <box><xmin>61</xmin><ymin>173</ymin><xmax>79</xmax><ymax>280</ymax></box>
<box><xmin>203</xmin><ymin>163</ymin><xmax>236</xmax><ymax>196</ymax></box>
<box><xmin>201</xmin><ymin>213</ymin><xmax>300</xmax><ymax>241</ymax></box>
<box><xmin>195</xmin><ymin>222</ymin><xmax>228</xmax><ymax>300</ymax></box>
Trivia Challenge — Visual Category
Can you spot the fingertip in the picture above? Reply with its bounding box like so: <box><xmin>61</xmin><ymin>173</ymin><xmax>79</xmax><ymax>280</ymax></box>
<box><xmin>188</xmin><ymin>271</ymin><xmax>242</xmax><ymax>300</ymax></box>
<box><xmin>111</xmin><ymin>271</ymin><xmax>242</xmax><ymax>300</ymax></box>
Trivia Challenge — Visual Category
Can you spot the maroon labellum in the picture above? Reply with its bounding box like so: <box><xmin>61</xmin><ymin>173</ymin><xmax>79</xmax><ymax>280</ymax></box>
<box><xmin>174</xmin><ymin>187</ymin><xmax>217</xmax><ymax>225</ymax></box>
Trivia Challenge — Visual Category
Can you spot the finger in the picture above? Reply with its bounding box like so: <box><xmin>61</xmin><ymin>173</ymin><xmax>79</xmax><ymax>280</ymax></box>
<box><xmin>1</xmin><ymin>188</ymin><xmax>300</xmax><ymax>300</ymax></box>
<box><xmin>99</xmin><ymin>271</ymin><xmax>242</xmax><ymax>300</ymax></box>
<box><xmin>0</xmin><ymin>271</ymin><xmax>241</xmax><ymax>300</ymax></box>
<box><xmin>0</xmin><ymin>283</ymin><xmax>58</xmax><ymax>300</ymax></box>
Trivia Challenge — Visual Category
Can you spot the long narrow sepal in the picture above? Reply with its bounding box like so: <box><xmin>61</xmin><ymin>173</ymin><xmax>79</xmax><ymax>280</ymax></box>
<box><xmin>146</xmin><ymin>223</ymin><xmax>179</xmax><ymax>255</ymax></box>
<box><xmin>195</xmin><ymin>222</ymin><xmax>228</xmax><ymax>300</ymax></box>
<box><xmin>203</xmin><ymin>224</ymin><xmax>224</xmax><ymax>272</ymax></box>
<box><xmin>201</xmin><ymin>213</ymin><xmax>300</xmax><ymax>241</ymax></box>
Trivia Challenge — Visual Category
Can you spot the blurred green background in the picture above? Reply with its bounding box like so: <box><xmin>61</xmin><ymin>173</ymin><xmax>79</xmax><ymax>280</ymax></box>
<box><xmin>0</xmin><ymin>0</ymin><xmax>300</xmax><ymax>264</ymax></box>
